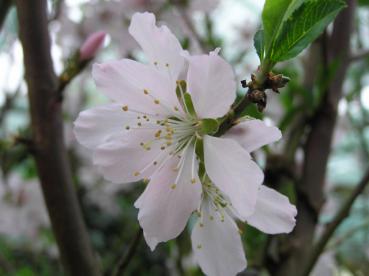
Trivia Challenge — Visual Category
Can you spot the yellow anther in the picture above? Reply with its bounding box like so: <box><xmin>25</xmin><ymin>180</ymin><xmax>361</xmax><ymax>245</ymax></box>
<box><xmin>171</xmin><ymin>184</ymin><xmax>177</xmax><ymax>189</ymax></box>
<box><xmin>122</xmin><ymin>105</ymin><xmax>128</xmax><ymax>111</ymax></box>
<box><xmin>174</xmin><ymin>106</ymin><xmax>179</xmax><ymax>111</ymax></box>
<box><xmin>166</xmin><ymin>142</ymin><xmax>172</xmax><ymax>146</ymax></box>
<box><xmin>143</xmin><ymin>89</ymin><xmax>149</xmax><ymax>94</ymax></box>
<box><xmin>143</xmin><ymin>178</ymin><xmax>149</xmax><ymax>184</ymax></box>
<box><xmin>133</xmin><ymin>171</ymin><xmax>140</xmax><ymax>176</ymax></box>
<box><xmin>155</xmin><ymin>130</ymin><xmax>162</xmax><ymax>138</ymax></box>
<box><xmin>191</xmin><ymin>178</ymin><xmax>196</xmax><ymax>184</ymax></box>
<box><xmin>137</xmin><ymin>122</ymin><xmax>142</xmax><ymax>126</ymax></box>
<box><xmin>154</xmin><ymin>99</ymin><xmax>160</xmax><ymax>104</ymax></box>
<box><xmin>125</xmin><ymin>126</ymin><xmax>130</xmax><ymax>130</ymax></box>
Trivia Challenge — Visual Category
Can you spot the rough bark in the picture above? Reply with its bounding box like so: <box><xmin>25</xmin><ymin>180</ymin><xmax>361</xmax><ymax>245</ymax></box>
<box><xmin>15</xmin><ymin>1</ymin><xmax>100</xmax><ymax>275</ymax></box>
<box><xmin>271</xmin><ymin>1</ymin><xmax>356</xmax><ymax>275</ymax></box>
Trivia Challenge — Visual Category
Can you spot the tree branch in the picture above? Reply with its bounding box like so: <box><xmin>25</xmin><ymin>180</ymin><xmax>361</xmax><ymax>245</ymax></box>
<box><xmin>111</xmin><ymin>229</ymin><xmax>143</xmax><ymax>276</ymax></box>
<box><xmin>15</xmin><ymin>1</ymin><xmax>100</xmax><ymax>275</ymax></box>
<box><xmin>271</xmin><ymin>1</ymin><xmax>357</xmax><ymax>275</ymax></box>
<box><xmin>301</xmin><ymin>168</ymin><xmax>369</xmax><ymax>276</ymax></box>
<box><xmin>349</xmin><ymin>49</ymin><xmax>369</xmax><ymax>63</ymax></box>
<box><xmin>168</xmin><ymin>0</ymin><xmax>207</xmax><ymax>52</ymax></box>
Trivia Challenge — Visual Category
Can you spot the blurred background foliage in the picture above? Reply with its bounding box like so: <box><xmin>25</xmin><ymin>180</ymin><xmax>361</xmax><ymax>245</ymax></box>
<box><xmin>0</xmin><ymin>0</ymin><xmax>369</xmax><ymax>275</ymax></box>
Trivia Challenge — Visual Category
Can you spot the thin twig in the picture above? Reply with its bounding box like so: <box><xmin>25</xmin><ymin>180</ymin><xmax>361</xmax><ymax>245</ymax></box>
<box><xmin>349</xmin><ymin>49</ymin><xmax>369</xmax><ymax>63</ymax></box>
<box><xmin>49</xmin><ymin>0</ymin><xmax>63</xmax><ymax>22</ymax></box>
<box><xmin>168</xmin><ymin>0</ymin><xmax>207</xmax><ymax>52</ymax></box>
<box><xmin>301</xmin><ymin>168</ymin><xmax>369</xmax><ymax>276</ymax></box>
<box><xmin>112</xmin><ymin>229</ymin><xmax>143</xmax><ymax>276</ymax></box>
<box><xmin>326</xmin><ymin>218</ymin><xmax>369</xmax><ymax>251</ymax></box>
<box><xmin>0</xmin><ymin>90</ymin><xmax>20</xmax><ymax>127</ymax></box>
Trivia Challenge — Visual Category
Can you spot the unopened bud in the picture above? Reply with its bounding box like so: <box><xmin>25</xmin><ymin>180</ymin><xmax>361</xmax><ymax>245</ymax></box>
<box><xmin>79</xmin><ymin>31</ymin><xmax>106</xmax><ymax>61</ymax></box>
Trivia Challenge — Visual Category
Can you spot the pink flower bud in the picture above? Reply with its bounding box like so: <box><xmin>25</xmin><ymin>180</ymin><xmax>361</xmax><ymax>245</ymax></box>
<box><xmin>79</xmin><ymin>31</ymin><xmax>106</xmax><ymax>61</ymax></box>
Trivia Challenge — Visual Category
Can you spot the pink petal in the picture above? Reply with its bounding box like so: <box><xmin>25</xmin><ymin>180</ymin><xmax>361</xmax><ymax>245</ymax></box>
<box><xmin>246</xmin><ymin>186</ymin><xmax>297</xmax><ymax>234</ymax></box>
<box><xmin>74</xmin><ymin>103</ymin><xmax>133</xmax><ymax>149</ymax></box>
<box><xmin>93</xmin><ymin>128</ymin><xmax>167</xmax><ymax>183</ymax></box>
<box><xmin>191</xmin><ymin>199</ymin><xmax>246</xmax><ymax>276</ymax></box>
<box><xmin>129</xmin><ymin>12</ymin><xmax>184</xmax><ymax>80</ymax></box>
<box><xmin>135</xmin><ymin>146</ymin><xmax>201</xmax><ymax>250</ymax></box>
<box><xmin>203</xmin><ymin>135</ymin><xmax>264</xmax><ymax>219</ymax></box>
<box><xmin>224</xmin><ymin>119</ymin><xmax>282</xmax><ymax>152</ymax></box>
<box><xmin>92</xmin><ymin>59</ymin><xmax>182</xmax><ymax>116</ymax></box>
<box><xmin>186</xmin><ymin>52</ymin><xmax>236</xmax><ymax>119</ymax></box>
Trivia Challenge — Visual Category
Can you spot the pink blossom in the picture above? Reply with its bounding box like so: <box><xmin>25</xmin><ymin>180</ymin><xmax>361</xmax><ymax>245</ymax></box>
<box><xmin>74</xmin><ymin>12</ymin><xmax>296</xmax><ymax>276</ymax></box>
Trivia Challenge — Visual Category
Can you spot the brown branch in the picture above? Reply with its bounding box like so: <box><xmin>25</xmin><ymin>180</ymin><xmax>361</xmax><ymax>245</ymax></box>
<box><xmin>15</xmin><ymin>1</ymin><xmax>100</xmax><ymax>275</ymax></box>
<box><xmin>111</xmin><ymin>229</ymin><xmax>143</xmax><ymax>276</ymax></box>
<box><xmin>301</xmin><ymin>168</ymin><xmax>369</xmax><ymax>276</ymax></box>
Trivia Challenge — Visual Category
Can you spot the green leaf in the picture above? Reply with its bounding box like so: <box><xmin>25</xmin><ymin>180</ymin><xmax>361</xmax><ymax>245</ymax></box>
<box><xmin>270</xmin><ymin>0</ymin><xmax>346</xmax><ymax>62</ymax></box>
<box><xmin>358</xmin><ymin>0</ymin><xmax>369</xmax><ymax>6</ymax></box>
<box><xmin>262</xmin><ymin>0</ymin><xmax>305</xmax><ymax>54</ymax></box>
<box><xmin>254</xmin><ymin>29</ymin><xmax>265</xmax><ymax>61</ymax></box>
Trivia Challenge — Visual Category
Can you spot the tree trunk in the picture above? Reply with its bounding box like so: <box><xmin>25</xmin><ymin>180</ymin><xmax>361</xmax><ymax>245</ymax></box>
<box><xmin>15</xmin><ymin>1</ymin><xmax>101</xmax><ymax>275</ymax></box>
<box><xmin>271</xmin><ymin>1</ymin><xmax>356</xmax><ymax>275</ymax></box>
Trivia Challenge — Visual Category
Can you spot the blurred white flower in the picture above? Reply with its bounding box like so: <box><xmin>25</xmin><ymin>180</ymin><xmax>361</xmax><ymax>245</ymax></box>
<box><xmin>0</xmin><ymin>174</ymin><xmax>49</xmax><ymax>241</ymax></box>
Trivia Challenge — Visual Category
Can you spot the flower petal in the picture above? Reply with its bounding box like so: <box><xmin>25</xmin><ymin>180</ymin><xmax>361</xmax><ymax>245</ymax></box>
<box><xmin>92</xmin><ymin>59</ymin><xmax>182</xmax><ymax>116</ymax></box>
<box><xmin>224</xmin><ymin>119</ymin><xmax>282</xmax><ymax>152</ymax></box>
<box><xmin>93</xmin><ymin>128</ymin><xmax>167</xmax><ymax>183</ymax></box>
<box><xmin>246</xmin><ymin>185</ymin><xmax>297</xmax><ymax>234</ymax></box>
<box><xmin>191</xmin><ymin>199</ymin><xmax>246</xmax><ymax>276</ymax></box>
<box><xmin>203</xmin><ymin>135</ymin><xmax>264</xmax><ymax>219</ymax></box>
<box><xmin>135</xmin><ymin>145</ymin><xmax>201</xmax><ymax>250</ymax></box>
<box><xmin>129</xmin><ymin>12</ymin><xmax>184</xmax><ymax>80</ymax></box>
<box><xmin>186</xmin><ymin>52</ymin><xmax>236</xmax><ymax>118</ymax></box>
<box><xmin>74</xmin><ymin>103</ymin><xmax>132</xmax><ymax>149</ymax></box>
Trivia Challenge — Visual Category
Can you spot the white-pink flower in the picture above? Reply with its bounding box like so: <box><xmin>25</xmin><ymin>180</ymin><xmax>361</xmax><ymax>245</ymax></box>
<box><xmin>74</xmin><ymin>12</ymin><xmax>297</xmax><ymax>276</ymax></box>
